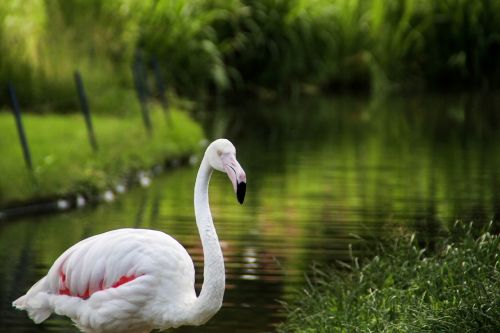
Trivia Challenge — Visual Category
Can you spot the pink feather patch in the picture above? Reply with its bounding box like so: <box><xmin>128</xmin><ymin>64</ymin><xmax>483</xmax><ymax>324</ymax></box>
<box><xmin>58</xmin><ymin>270</ymin><xmax>139</xmax><ymax>299</ymax></box>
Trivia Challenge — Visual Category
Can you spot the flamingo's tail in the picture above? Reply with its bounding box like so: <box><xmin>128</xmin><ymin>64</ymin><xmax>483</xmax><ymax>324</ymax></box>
<box><xmin>12</xmin><ymin>277</ymin><xmax>52</xmax><ymax>324</ymax></box>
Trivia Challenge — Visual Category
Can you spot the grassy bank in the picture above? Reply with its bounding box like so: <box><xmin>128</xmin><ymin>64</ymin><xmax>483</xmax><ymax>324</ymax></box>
<box><xmin>278</xmin><ymin>223</ymin><xmax>500</xmax><ymax>332</ymax></box>
<box><xmin>0</xmin><ymin>107</ymin><xmax>204</xmax><ymax>207</ymax></box>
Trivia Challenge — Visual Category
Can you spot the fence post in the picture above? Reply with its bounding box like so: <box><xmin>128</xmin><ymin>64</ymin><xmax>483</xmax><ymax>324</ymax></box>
<box><xmin>133</xmin><ymin>50</ymin><xmax>153</xmax><ymax>135</ymax></box>
<box><xmin>8</xmin><ymin>82</ymin><xmax>33</xmax><ymax>171</ymax></box>
<box><xmin>151</xmin><ymin>57</ymin><xmax>169</xmax><ymax>115</ymax></box>
<box><xmin>74</xmin><ymin>71</ymin><xmax>98</xmax><ymax>152</ymax></box>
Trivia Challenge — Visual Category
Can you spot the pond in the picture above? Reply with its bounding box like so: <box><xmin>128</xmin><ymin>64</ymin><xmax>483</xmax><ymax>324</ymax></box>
<box><xmin>1</xmin><ymin>94</ymin><xmax>499</xmax><ymax>332</ymax></box>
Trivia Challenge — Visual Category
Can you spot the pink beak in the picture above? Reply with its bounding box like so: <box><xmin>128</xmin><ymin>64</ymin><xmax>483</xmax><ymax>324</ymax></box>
<box><xmin>221</xmin><ymin>153</ymin><xmax>246</xmax><ymax>204</ymax></box>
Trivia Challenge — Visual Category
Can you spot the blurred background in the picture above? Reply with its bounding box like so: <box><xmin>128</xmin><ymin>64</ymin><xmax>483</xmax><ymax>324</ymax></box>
<box><xmin>1</xmin><ymin>0</ymin><xmax>500</xmax><ymax>112</ymax></box>
<box><xmin>1</xmin><ymin>1</ymin><xmax>499</xmax><ymax>332</ymax></box>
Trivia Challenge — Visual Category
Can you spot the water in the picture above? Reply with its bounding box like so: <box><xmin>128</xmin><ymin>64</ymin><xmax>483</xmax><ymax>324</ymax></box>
<box><xmin>1</xmin><ymin>94</ymin><xmax>499</xmax><ymax>332</ymax></box>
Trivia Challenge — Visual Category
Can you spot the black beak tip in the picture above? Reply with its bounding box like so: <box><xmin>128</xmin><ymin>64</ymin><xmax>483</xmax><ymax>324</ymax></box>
<box><xmin>237</xmin><ymin>182</ymin><xmax>246</xmax><ymax>204</ymax></box>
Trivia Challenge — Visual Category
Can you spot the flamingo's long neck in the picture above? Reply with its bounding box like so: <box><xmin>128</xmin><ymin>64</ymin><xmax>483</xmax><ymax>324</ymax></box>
<box><xmin>191</xmin><ymin>157</ymin><xmax>225</xmax><ymax>324</ymax></box>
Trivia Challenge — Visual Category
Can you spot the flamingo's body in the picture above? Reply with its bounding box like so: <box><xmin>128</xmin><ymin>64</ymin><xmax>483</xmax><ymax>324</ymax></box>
<box><xmin>13</xmin><ymin>139</ymin><xmax>247</xmax><ymax>333</ymax></box>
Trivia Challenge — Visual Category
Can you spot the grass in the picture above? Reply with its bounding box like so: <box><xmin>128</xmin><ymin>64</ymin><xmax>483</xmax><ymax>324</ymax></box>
<box><xmin>278</xmin><ymin>222</ymin><xmax>500</xmax><ymax>332</ymax></box>
<box><xmin>0</xmin><ymin>106</ymin><xmax>204</xmax><ymax>207</ymax></box>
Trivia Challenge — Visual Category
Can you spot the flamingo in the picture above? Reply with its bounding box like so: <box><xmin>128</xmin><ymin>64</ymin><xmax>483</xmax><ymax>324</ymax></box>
<box><xmin>13</xmin><ymin>138</ymin><xmax>247</xmax><ymax>333</ymax></box>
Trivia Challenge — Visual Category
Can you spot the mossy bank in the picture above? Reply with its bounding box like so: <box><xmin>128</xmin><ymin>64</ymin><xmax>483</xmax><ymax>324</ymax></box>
<box><xmin>0</xmin><ymin>107</ymin><xmax>204</xmax><ymax>209</ymax></box>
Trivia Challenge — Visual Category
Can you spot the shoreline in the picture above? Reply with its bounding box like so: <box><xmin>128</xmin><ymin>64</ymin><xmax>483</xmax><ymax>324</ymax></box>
<box><xmin>0</xmin><ymin>155</ymin><xmax>194</xmax><ymax>222</ymax></box>
<box><xmin>0</xmin><ymin>107</ymin><xmax>204</xmax><ymax>220</ymax></box>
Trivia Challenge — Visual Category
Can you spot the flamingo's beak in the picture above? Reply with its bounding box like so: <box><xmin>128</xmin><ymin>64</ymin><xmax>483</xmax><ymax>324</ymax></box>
<box><xmin>222</xmin><ymin>153</ymin><xmax>246</xmax><ymax>204</ymax></box>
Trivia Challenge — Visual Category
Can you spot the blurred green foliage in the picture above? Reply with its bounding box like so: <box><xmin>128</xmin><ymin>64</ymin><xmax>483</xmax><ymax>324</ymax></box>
<box><xmin>1</xmin><ymin>0</ymin><xmax>500</xmax><ymax>112</ymax></box>
<box><xmin>0</xmin><ymin>0</ymin><xmax>144</xmax><ymax>113</ymax></box>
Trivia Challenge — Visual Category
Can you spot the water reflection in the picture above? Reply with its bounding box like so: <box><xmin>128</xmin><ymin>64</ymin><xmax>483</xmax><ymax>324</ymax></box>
<box><xmin>1</xmin><ymin>94</ymin><xmax>500</xmax><ymax>332</ymax></box>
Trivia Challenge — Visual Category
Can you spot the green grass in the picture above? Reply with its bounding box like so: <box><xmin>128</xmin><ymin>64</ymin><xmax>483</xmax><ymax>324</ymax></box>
<box><xmin>278</xmin><ymin>222</ymin><xmax>500</xmax><ymax>332</ymax></box>
<box><xmin>0</xmin><ymin>106</ymin><xmax>204</xmax><ymax>206</ymax></box>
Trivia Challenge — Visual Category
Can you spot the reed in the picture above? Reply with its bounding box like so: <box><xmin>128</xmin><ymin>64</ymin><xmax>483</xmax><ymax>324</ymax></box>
<box><xmin>152</xmin><ymin>0</ymin><xmax>500</xmax><ymax>92</ymax></box>
<box><xmin>278</xmin><ymin>222</ymin><xmax>500</xmax><ymax>332</ymax></box>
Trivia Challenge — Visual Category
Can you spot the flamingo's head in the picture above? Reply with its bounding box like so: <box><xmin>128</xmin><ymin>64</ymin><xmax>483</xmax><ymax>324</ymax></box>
<box><xmin>205</xmin><ymin>138</ymin><xmax>246</xmax><ymax>204</ymax></box>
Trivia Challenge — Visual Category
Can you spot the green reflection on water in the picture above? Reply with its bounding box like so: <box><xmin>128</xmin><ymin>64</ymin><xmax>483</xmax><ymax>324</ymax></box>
<box><xmin>1</xmin><ymin>94</ymin><xmax>500</xmax><ymax>332</ymax></box>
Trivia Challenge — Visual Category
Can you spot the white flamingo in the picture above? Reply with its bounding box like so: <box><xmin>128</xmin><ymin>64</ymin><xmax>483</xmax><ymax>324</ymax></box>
<box><xmin>13</xmin><ymin>139</ymin><xmax>247</xmax><ymax>333</ymax></box>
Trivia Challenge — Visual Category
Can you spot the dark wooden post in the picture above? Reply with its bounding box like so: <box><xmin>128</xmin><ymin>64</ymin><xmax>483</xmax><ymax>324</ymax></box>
<box><xmin>133</xmin><ymin>50</ymin><xmax>153</xmax><ymax>135</ymax></box>
<box><xmin>8</xmin><ymin>82</ymin><xmax>33</xmax><ymax>170</ymax></box>
<box><xmin>74</xmin><ymin>71</ymin><xmax>98</xmax><ymax>152</ymax></box>
<box><xmin>151</xmin><ymin>57</ymin><xmax>169</xmax><ymax>114</ymax></box>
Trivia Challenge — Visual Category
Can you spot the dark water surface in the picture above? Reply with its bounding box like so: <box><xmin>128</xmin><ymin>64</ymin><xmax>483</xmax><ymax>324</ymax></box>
<box><xmin>1</xmin><ymin>94</ymin><xmax>499</xmax><ymax>332</ymax></box>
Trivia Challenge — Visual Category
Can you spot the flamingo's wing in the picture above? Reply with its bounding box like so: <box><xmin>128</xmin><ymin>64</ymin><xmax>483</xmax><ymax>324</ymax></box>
<box><xmin>45</xmin><ymin>228</ymin><xmax>194</xmax><ymax>299</ymax></box>
<box><xmin>14</xmin><ymin>228</ymin><xmax>196</xmax><ymax>331</ymax></box>
<box><xmin>46</xmin><ymin>229</ymin><xmax>152</xmax><ymax>299</ymax></box>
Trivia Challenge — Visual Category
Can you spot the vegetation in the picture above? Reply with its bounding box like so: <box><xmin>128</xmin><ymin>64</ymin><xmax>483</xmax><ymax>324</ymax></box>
<box><xmin>278</xmin><ymin>222</ymin><xmax>500</xmax><ymax>332</ymax></box>
<box><xmin>0</xmin><ymin>0</ymin><xmax>143</xmax><ymax>114</ymax></box>
<box><xmin>0</xmin><ymin>107</ymin><xmax>203</xmax><ymax>206</ymax></box>
<box><xmin>1</xmin><ymin>0</ymin><xmax>500</xmax><ymax>113</ymax></box>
